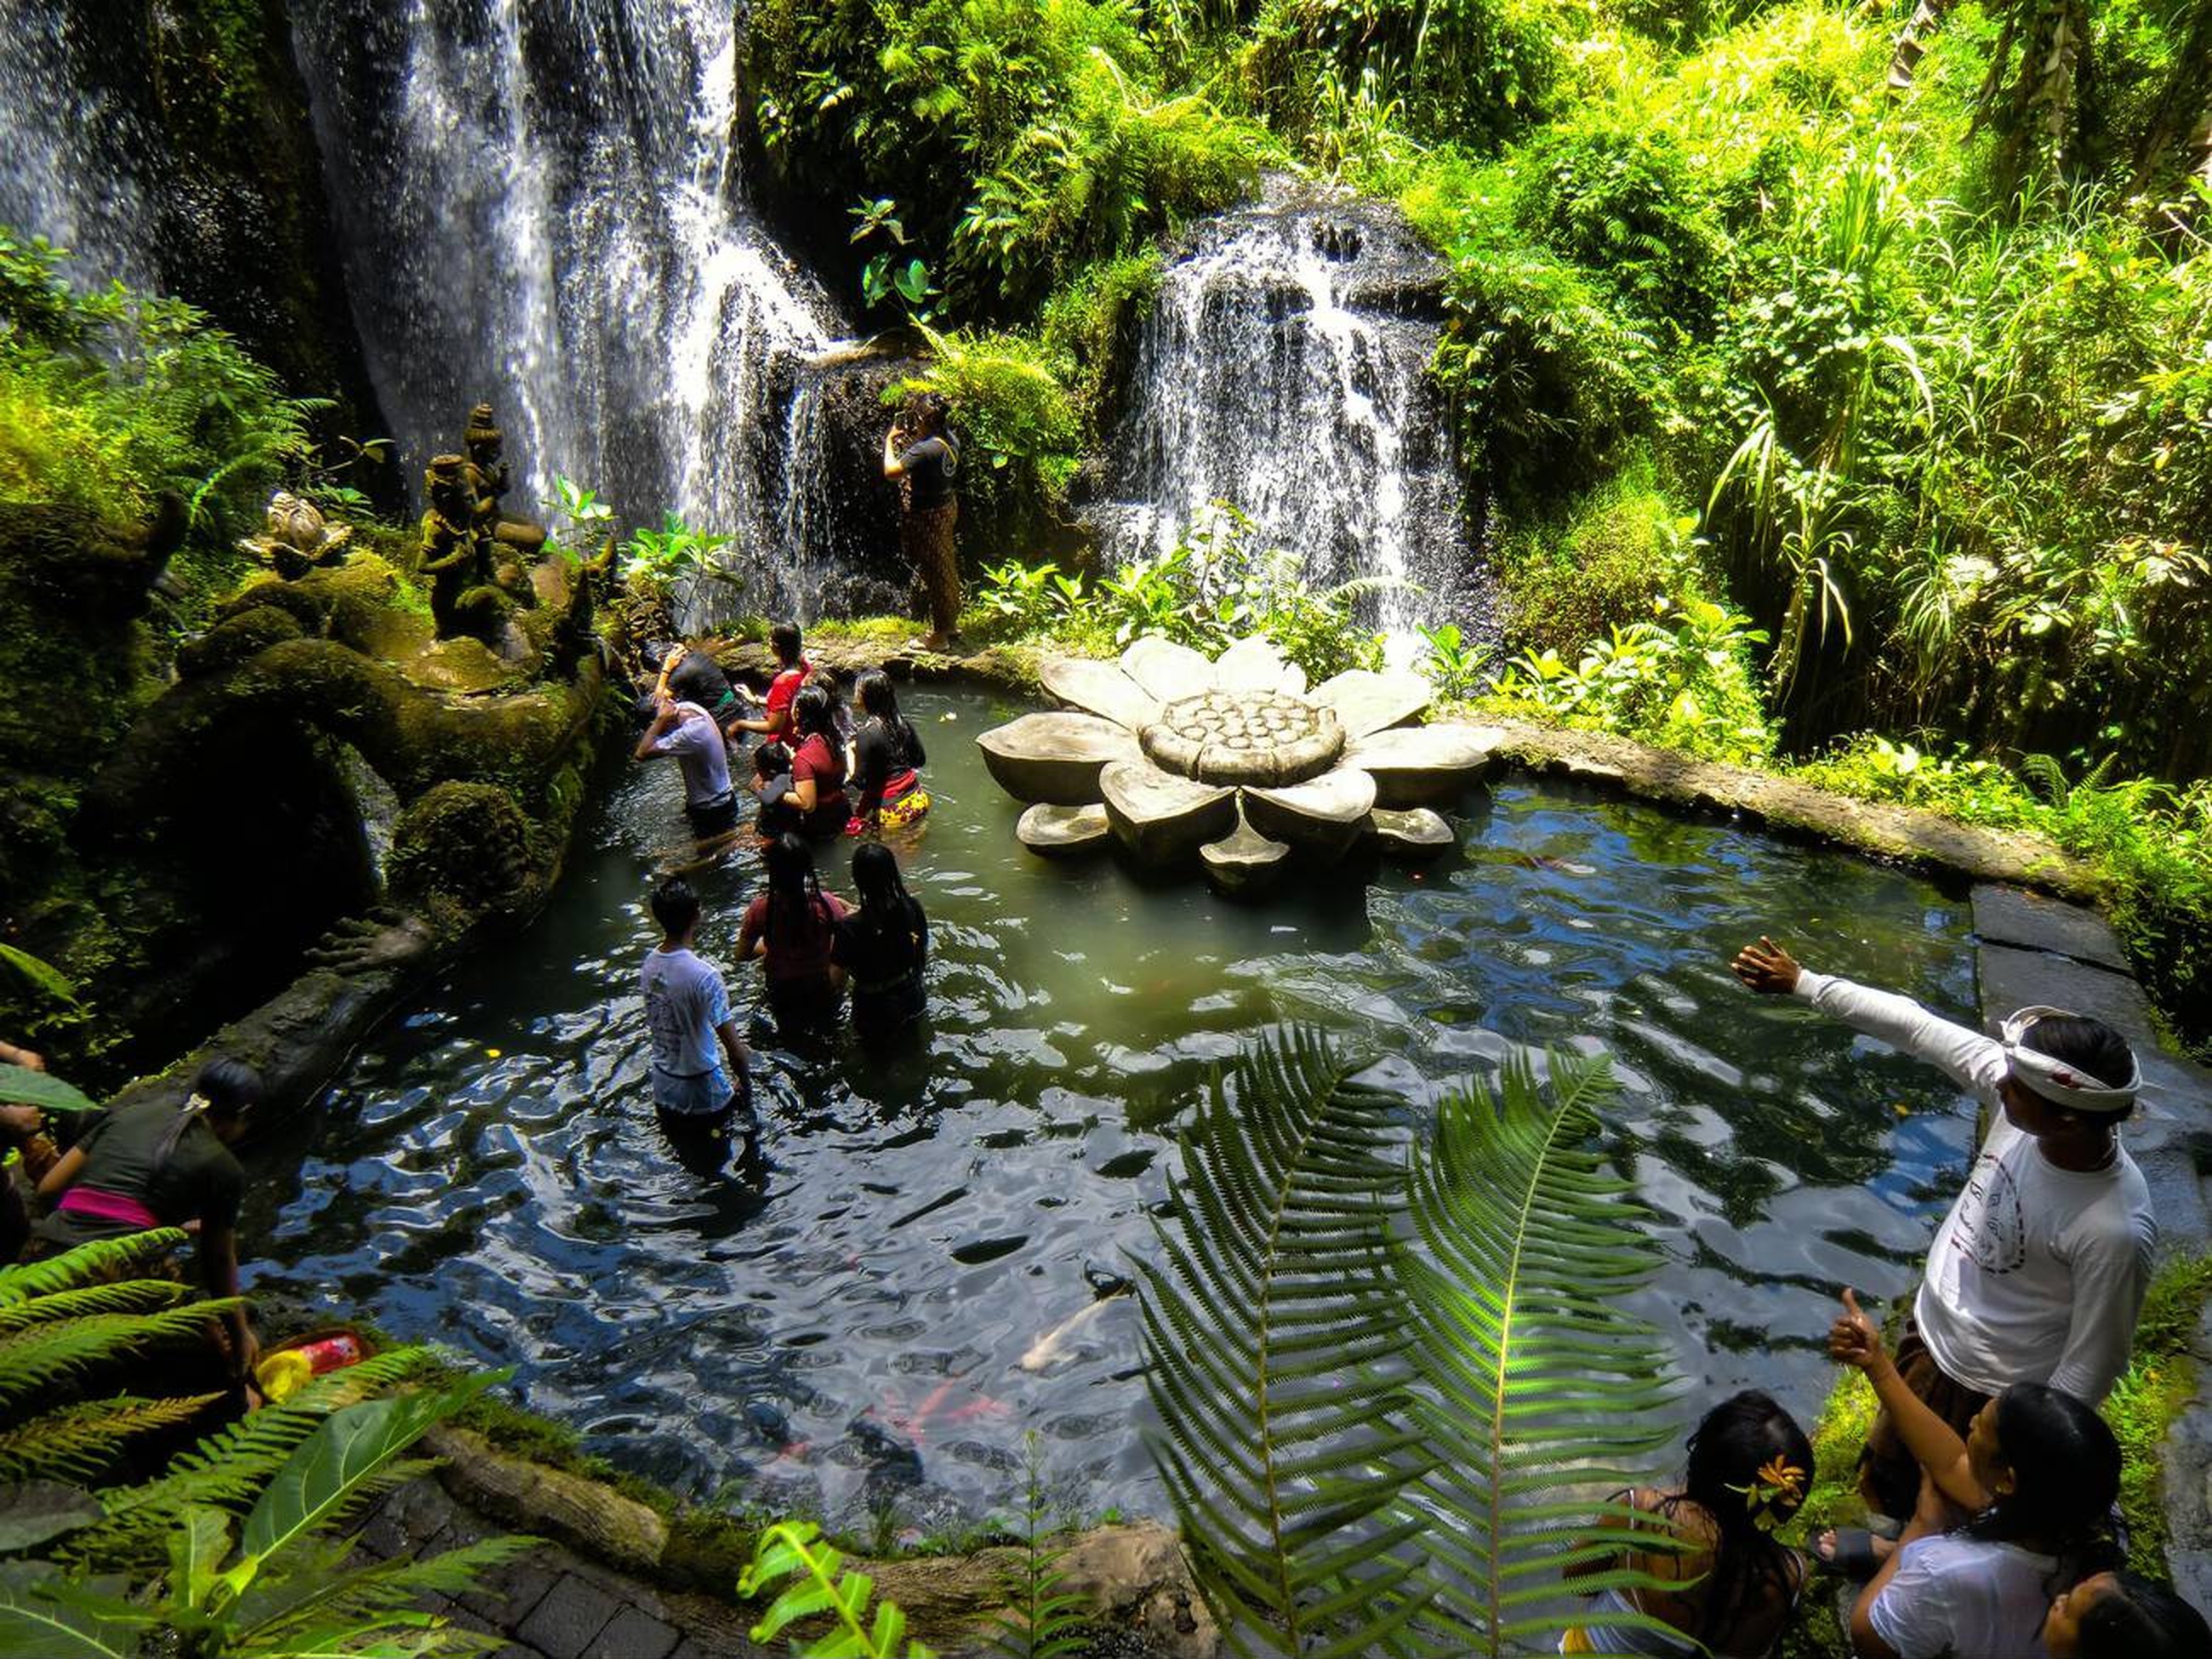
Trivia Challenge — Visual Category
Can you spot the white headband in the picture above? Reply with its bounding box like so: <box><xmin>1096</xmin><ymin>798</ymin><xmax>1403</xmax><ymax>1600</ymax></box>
<box><xmin>2000</xmin><ymin>1006</ymin><xmax>2140</xmax><ymax>1115</ymax></box>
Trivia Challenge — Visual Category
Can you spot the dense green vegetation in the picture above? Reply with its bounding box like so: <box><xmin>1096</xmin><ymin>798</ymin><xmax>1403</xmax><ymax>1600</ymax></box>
<box><xmin>752</xmin><ymin>0</ymin><xmax>2212</xmax><ymax>1053</ymax></box>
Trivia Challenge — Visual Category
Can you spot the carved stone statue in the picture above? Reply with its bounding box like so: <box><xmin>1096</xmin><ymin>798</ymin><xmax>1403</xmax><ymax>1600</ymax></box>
<box><xmin>419</xmin><ymin>455</ymin><xmax>503</xmax><ymax>641</ymax></box>
<box><xmin>240</xmin><ymin>490</ymin><xmax>351</xmax><ymax>580</ymax></box>
<box><xmin>461</xmin><ymin>402</ymin><xmax>547</xmax><ymax>563</ymax></box>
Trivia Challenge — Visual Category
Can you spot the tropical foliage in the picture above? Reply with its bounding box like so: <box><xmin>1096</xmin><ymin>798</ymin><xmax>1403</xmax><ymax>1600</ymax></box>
<box><xmin>972</xmin><ymin>504</ymin><xmax>1386</xmax><ymax>676</ymax></box>
<box><xmin>0</xmin><ymin>228</ymin><xmax>318</xmax><ymax>553</ymax></box>
<box><xmin>1137</xmin><ymin>1029</ymin><xmax>1686</xmax><ymax>1655</ymax></box>
<box><xmin>0</xmin><ymin>1232</ymin><xmax>528</xmax><ymax>1657</ymax></box>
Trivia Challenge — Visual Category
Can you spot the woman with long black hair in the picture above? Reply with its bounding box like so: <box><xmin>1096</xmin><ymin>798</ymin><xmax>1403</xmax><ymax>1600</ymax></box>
<box><xmin>1561</xmin><ymin>1389</ymin><xmax>1812</xmax><ymax>1656</ymax></box>
<box><xmin>736</xmin><ymin>833</ymin><xmax>850</xmax><ymax>1040</ymax></box>
<box><xmin>1826</xmin><ymin>1289</ymin><xmax>2125</xmax><ymax>1659</ymax></box>
<box><xmin>846</xmin><ymin>670</ymin><xmax>929</xmax><ymax>836</ymax></box>
<box><xmin>834</xmin><ymin>841</ymin><xmax>929</xmax><ymax>1044</ymax></box>
<box><xmin>757</xmin><ymin>683</ymin><xmax>850</xmax><ymax>841</ymax></box>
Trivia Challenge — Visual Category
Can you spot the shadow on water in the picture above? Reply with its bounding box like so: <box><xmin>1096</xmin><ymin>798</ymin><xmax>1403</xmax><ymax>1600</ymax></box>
<box><xmin>245</xmin><ymin>686</ymin><xmax>1978</xmax><ymax>1530</ymax></box>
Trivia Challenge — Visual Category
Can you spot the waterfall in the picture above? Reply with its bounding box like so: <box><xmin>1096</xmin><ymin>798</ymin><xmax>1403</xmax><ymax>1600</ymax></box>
<box><xmin>0</xmin><ymin>5</ymin><xmax>161</xmax><ymax>291</ymax></box>
<box><xmin>286</xmin><ymin>0</ymin><xmax>885</xmax><ymax>624</ymax></box>
<box><xmin>1097</xmin><ymin>177</ymin><xmax>1485</xmax><ymax>647</ymax></box>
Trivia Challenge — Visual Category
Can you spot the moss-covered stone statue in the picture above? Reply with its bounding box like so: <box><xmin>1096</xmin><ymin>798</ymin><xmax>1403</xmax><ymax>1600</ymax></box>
<box><xmin>238</xmin><ymin>490</ymin><xmax>352</xmax><ymax>579</ymax></box>
<box><xmin>420</xmin><ymin>454</ymin><xmax>510</xmax><ymax>645</ymax></box>
<box><xmin>463</xmin><ymin>402</ymin><xmax>548</xmax><ymax>564</ymax></box>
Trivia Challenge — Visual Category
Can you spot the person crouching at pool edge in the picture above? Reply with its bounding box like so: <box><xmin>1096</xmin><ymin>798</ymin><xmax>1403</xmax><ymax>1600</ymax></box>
<box><xmin>1730</xmin><ymin>934</ymin><xmax>2153</xmax><ymax>1528</ymax></box>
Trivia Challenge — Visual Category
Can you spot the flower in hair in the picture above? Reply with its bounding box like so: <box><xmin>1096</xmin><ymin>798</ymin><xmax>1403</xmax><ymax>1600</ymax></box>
<box><xmin>1725</xmin><ymin>1457</ymin><xmax>1806</xmax><ymax>1531</ymax></box>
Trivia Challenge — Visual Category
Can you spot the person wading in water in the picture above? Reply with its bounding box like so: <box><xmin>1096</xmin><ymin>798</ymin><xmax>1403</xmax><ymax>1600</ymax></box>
<box><xmin>882</xmin><ymin>392</ymin><xmax>961</xmax><ymax>652</ymax></box>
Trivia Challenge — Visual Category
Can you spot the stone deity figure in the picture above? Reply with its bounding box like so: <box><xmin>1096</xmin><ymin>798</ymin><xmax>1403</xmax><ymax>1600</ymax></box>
<box><xmin>420</xmin><ymin>455</ymin><xmax>492</xmax><ymax>639</ymax></box>
<box><xmin>460</xmin><ymin>401</ymin><xmax>548</xmax><ymax>562</ymax></box>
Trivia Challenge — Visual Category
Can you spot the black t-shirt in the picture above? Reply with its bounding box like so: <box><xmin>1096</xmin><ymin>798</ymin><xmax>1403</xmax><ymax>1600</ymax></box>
<box><xmin>34</xmin><ymin>1096</ymin><xmax>245</xmax><ymax>1248</ymax></box>
<box><xmin>668</xmin><ymin>650</ymin><xmax>739</xmax><ymax>719</ymax></box>
<box><xmin>832</xmin><ymin>897</ymin><xmax>929</xmax><ymax>992</ymax></box>
<box><xmin>897</xmin><ymin>436</ymin><xmax>959</xmax><ymax>511</ymax></box>
<box><xmin>852</xmin><ymin>717</ymin><xmax>927</xmax><ymax>816</ymax></box>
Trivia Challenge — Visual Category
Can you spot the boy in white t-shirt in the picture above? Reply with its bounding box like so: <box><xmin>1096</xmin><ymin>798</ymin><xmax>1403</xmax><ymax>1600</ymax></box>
<box><xmin>640</xmin><ymin>876</ymin><xmax>753</xmax><ymax>1177</ymax></box>
<box><xmin>1732</xmin><ymin>936</ymin><xmax>2154</xmax><ymax>1521</ymax></box>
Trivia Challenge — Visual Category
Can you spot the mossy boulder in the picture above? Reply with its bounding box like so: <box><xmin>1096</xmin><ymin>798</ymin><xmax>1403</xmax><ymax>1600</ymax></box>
<box><xmin>179</xmin><ymin>604</ymin><xmax>305</xmax><ymax>679</ymax></box>
<box><xmin>388</xmin><ymin>783</ymin><xmax>535</xmax><ymax>918</ymax></box>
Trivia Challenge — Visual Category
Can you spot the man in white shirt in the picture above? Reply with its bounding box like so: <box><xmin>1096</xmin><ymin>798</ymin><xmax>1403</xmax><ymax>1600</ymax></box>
<box><xmin>634</xmin><ymin>693</ymin><xmax>739</xmax><ymax>842</ymax></box>
<box><xmin>1732</xmin><ymin>936</ymin><xmax>2154</xmax><ymax>1521</ymax></box>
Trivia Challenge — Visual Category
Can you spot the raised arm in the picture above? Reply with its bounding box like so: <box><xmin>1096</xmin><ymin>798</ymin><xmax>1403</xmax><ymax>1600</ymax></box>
<box><xmin>1828</xmin><ymin>1290</ymin><xmax>1987</xmax><ymax>1511</ymax></box>
<box><xmin>633</xmin><ymin>697</ymin><xmax>681</xmax><ymax>761</ymax></box>
<box><xmin>1732</xmin><ymin>936</ymin><xmax>2006</xmax><ymax>1099</ymax></box>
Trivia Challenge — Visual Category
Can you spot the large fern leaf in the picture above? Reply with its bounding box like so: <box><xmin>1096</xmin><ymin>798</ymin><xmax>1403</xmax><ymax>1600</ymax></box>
<box><xmin>1138</xmin><ymin>1027</ymin><xmax>1433</xmax><ymax>1659</ymax></box>
<box><xmin>1397</xmin><ymin>1049</ymin><xmax>1685</xmax><ymax>1656</ymax></box>
<box><xmin>0</xmin><ymin>1279</ymin><xmax>191</xmax><ymax>1334</ymax></box>
<box><xmin>68</xmin><ymin>1348</ymin><xmax>446</xmax><ymax>1563</ymax></box>
<box><xmin>0</xmin><ymin>1394</ymin><xmax>221</xmax><ymax>1484</ymax></box>
<box><xmin>0</xmin><ymin>1232</ymin><xmax>193</xmax><ymax>1305</ymax></box>
<box><xmin>0</xmin><ymin>1302</ymin><xmax>242</xmax><ymax>1409</ymax></box>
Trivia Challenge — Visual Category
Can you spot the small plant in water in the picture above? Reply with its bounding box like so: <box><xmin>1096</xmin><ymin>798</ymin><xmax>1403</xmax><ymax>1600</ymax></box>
<box><xmin>1419</xmin><ymin>621</ymin><xmax>1489</xmax><ymax>699</ymax></box>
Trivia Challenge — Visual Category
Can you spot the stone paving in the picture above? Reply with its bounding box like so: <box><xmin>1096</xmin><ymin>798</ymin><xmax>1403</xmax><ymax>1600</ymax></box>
<box><xmin>356</xmin><ymin>1476</ymin><xmax>769</xmax><ymax>1659</ymax></box>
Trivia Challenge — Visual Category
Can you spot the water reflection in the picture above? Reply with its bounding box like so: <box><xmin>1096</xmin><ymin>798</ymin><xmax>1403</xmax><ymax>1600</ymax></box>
<box><xmin>248</xmin><ymin>686</ymin><xmax>1976</xmax><ymax>1528</ymax></box>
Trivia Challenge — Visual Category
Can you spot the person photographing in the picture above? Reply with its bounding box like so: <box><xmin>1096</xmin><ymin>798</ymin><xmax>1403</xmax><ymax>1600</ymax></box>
<box><xmin>882</xmin><ymin>392</ymin><xmax>961</xmax><ymax>652</ymax></box>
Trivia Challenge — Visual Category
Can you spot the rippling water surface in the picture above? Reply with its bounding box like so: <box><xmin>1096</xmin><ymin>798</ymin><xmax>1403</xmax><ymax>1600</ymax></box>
<box><xmin>247</xmin><ymin>685</ymin><xmax>1978</xmax><ymax>1528</ymax></box>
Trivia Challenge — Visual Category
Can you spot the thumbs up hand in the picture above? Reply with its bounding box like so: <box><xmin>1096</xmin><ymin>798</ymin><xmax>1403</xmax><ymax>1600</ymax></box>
<box><xmin>1827</xmin><ymin>1287</ymin><xmax>1884</xmax><ymax>1371</ymax></box>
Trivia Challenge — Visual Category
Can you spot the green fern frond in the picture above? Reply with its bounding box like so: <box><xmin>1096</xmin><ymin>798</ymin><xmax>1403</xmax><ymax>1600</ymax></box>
<box><xmin>70</xmin><ymin>1348</ymin><xmax>445</xmax><ymax>1563</ymax></box>
<box><xmin>0</xmin><ymin>1301</ymin><xmax>243</xmax><ymax>1409</ymax></box>
<box><xmin>740</xmin><ymin>1520</ymin><xmax>934</xmax><ymax>1656</ymax></box>
<box><xmin>0</xmin><ymin>1279</ymin><xmax>191</xmax><ymax>1333</ymax></box>
<box><xmin>1397</xmin><ymin>1049</ymin><xmax>1685</xmax><ymax>1656</ymax></box>
<box><xmin>0</xmin><ymin>1231</ymin><xmax>193</xmax><ymax>1305</ymax></box>
<box><xmin>230</xmin><ymin>1533</ymin><xmax>537</xmax><ymax>1645</ymax></box>
<box><xmin>0</xmin><ymin>1394</ymin><xmax>220</xmax><ymax>1484</ymax></box>
<box><xmin>986</xmin><ymin>1433</ymin><xmax>1088</xmax><ymax>1659</ymax></box>
<box><xmin>1138</xmin><ymin>1027</ymin><xmax>1434</xmax><ymax>1659</ymax></box>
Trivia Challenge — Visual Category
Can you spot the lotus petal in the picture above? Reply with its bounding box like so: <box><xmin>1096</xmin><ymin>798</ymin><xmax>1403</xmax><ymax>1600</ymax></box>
<box><xmin>1243</xmin><ymin>766</ymin><xmax>1377</xmax><ymax>859</ymax></box>
<box><xmin>1365</xmin><ymin>806</ymin><xmax>1456</xmax><ymax>859</ymax></box>
<box><xmin>1276</xmin><ymin>660</ymin><xmax>1309</xmax><ymax>697</ymax></box>
<box><xmin>1018</xmin><ymin>801</ymin><xmax>1112</xmax><ymax>857</ymax></box>
<box><xmin>1211</xmin><ymin>636</ymin><xmax>1289</xmax><ymax>694</ymax></box>
<box><xmin>1343</xmin><ymin>722</ymin><xmax>1505</xmax><ymax>807</ymax></box>
<box><xmin>1119</xmin><ymin>636</ymin><xmax>1216</xmax><ymax>704</ymax></box>
<box><xmin>1200</xmin><ymin>805</ymin><xmax>1291</xmax><ymax>897</ymax></box>
<box><xmin>977</xmin><ymin>712</ymin><xmax>1142</xmax><ymax>805</ymax></box>
<box><xmin>1099</xmin><ymin>758</ymin><xmax>1237</xmax><ymax>866</ymax></box>
<box><xmin>1040</xmin><ymin>656</ymin><xmax>1160</xmax><ymax>733</ymax></box>
<box><xmin>1308</xmin><ymin>669</ymin><xmax>1432</xmax><ymax>738</ymax></box>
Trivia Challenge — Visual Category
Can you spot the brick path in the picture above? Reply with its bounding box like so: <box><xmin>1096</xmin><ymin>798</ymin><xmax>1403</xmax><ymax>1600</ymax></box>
<box><xmin>357</xmin><ymin>1478</ymin><xmax>769</xmax><ymax>1659</ymax></box>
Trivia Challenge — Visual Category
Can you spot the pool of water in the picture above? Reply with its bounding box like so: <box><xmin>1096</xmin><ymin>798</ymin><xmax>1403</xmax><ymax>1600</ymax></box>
<box><xmin>245</xmin><ymin>683</ymin><xmax>1980</xmax><ymax>1531</ymax></box>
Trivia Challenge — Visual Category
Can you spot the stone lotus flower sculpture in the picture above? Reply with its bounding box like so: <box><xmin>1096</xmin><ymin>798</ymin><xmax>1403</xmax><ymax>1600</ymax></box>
<box><xmin>978</xmin><ymin>634</ymin><xmax>1503</xmax><ymax>893</ymax></box>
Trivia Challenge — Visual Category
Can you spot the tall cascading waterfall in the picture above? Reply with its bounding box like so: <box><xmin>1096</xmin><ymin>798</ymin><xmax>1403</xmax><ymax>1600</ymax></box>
<box><xmin>0</xmin><ymin>6</ymin><xmax>162</xmax><ymax>292</ymax></box>
<box><xmin>1096</xmin><ymin>178</ymin><xmax>1489</xmax><ymax>649</ymax></box>
<box><xmin>286</xmin><ymin>0</ymin><xmax>904</xmax><ymax>624</ymax></box>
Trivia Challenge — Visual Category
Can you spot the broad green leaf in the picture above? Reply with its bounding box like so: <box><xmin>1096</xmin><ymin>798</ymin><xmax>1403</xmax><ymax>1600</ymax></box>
<box><xmin>0</xmin><ymin>1562</ymin><xmax>135</xmax><ymax>1658</ymax></box>
<box><xmin>0</xmin><ymin>944</ymin><xmax>77</xmax><ymax>1005</ymax></box>
<box><xmin>0</xmin><ymin>1483</ymin><xmax>101</xmax><ymax>1553</ymax></box>
<box><xmin>0</xmin><ymin>1065</ymin><xmax>97</xmax><ymax>1115</ymax></box>
<box><xmin>167</xmin><ymin>1506</ymin><xmax>232</xmax><ymax>1614</ymax></box>
<box><xmin>237</xmin><ymin>1372</ymin><xmax>500</xmax><ymax>1568</ymax></box>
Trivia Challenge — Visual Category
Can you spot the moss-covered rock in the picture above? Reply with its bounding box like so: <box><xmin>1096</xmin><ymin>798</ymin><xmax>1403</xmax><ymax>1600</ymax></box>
<box><xmin>179</xmin><ymin>603</ymin><xmax>305</xmax><ymax>678</ymax></box>
<box><xmin>388</xmin><ymin>782</ymin><xmax>534</xmax><ymax>918</ymax></box>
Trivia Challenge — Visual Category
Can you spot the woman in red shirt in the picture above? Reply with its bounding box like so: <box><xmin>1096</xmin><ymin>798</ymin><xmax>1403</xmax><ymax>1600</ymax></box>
<box><xmin>761</xmin><ymin>684</ymin><xmax>850</xmax><ymax>840</ymax></box>
<box><xmin>737</xmin><ymin>834</ymin><xmax>849</xmax><ymax>1040</ymax></box>
<box><xmin>730</xmin><ymin>621</ymin><xmax>811</xmax><ymax>746</ymax></box>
